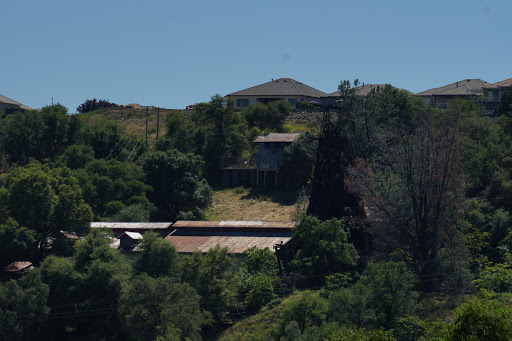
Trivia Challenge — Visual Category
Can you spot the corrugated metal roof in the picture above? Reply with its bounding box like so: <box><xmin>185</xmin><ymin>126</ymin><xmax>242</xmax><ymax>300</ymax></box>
<box><xmin>164</xmin><ymin>235</ymin><xmax>291</xmax><ymax>254</ymax></box>
<box><xmin>227</xmin><ymin>78</ymin><xmax>328</xmax><ymax>98</ymax></box>
<box><xmin>172</xmin><ymin>220</ymin><xmax>295</xmax><ymax>229</ymax></box>
<box><xmin>4</xmin><ymin>261</ymin><xmax>33</xmax><ymax>272</ymax></box>
<box><xmin>122</xmin><ymin>231</ymin><xmax>143</xmax><ymax>240</ymax></box>
<box><xmin>253</xmin><ymin>133</ymin><xmax>300</xmax><ymax>143</ymax></box>
<box><xmin>90</xmin><ymin>222</ymin><xmax>173</xmax><ymax>230</ymax></box>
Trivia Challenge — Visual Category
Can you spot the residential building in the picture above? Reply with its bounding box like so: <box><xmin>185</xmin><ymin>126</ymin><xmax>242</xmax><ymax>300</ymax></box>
<box><xmin>0</xmin><ymin>93</ymin><xmax>31</xmax><ymax>115</ymax></box>
<box><xmin>227</xmin><ymin>78</ymin><xmax>328</xmax><ymax>109</ymax></box>
<box><xmin>221</xmin><ymin>133</ymin><xmax>300</xmax><ymax>188</ymax></box>
<box><xmin>483</xmin><ymin>77</ymin><xmax>512</xmax><ymax>102</ymax></box>
<box><xmin>416</xmin><ymin>79</ymin><xmax>489</xmax><ymax>108</ymax></box>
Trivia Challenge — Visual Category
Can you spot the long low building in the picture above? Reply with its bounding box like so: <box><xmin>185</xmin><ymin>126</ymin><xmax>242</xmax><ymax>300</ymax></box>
<box><xmin>164</xmin><ymin>220</ymin><xmax>294</xmax><ymax>254</ymax></box>
<box><xmin>90</xmin><ymin>220</ymin><xmax>295</xmax><ymax>255</ymax></box>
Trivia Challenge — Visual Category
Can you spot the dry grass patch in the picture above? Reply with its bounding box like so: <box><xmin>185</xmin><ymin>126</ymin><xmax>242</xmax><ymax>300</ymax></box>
<box><xmin>206</xmin><ymin>187</ymin><xmax>299</xmax><ymax>221</ymax></box>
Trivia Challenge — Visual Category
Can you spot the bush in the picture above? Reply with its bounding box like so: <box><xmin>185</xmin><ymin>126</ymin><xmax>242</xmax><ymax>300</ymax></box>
<box><xmin>448</xmin><ymin>299</ymin><xmax>512</xmax><ymax>340</ymax></box>
<box><xmin>76</xmin><ymin>98</ymin><xmax>113</xmax><ymax>114</ymax></box>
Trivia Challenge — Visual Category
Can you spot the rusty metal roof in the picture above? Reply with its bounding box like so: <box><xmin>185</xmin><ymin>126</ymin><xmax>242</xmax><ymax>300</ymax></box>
<box><xmin>253</xmin><ymin>133</ymin><xmax>300</xmax><ymax>143</ymax></box>
<box><xmin>90</xmin><ymin>222</ymin><xmax>173</xmax><ymax>230</ymax></box>
<box><xmin>164</xmin><ymin>235</ymin><xmax>291</xmax><ymax>254</ymax></box>
<box><xmin>4</xmin><ymin>261</ymin><xmax>33</xmax><ymax>272</ymax></box>
<box><xmin>172</xmin><ymin>220</ymin><xmax>295</xmax><ymax>229</ymax></box>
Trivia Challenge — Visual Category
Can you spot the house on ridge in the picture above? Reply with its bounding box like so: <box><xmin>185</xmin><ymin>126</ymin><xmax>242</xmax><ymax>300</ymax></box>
<box><xmin>483</xmin><ymin>77</ymin><xmax>512</xmax><ymax>102</ymax></box>
<box><xmin>0</xmin><ymin>93</ymin><xmax>31</xmax><ymax>116</ymax></box>
<box><xmin>416</xmin><ymin>79</ymin><xmax>489</xmax><ymax>108</ymax></box>
<box><xmin>227</xmin><ymin>78</ymin><xmax>328</xmax><ymax>109</ymax></box>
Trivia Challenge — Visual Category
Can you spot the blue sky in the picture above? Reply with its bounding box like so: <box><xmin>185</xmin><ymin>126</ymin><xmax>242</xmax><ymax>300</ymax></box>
<box><xmin>2</xmin><ymin>0</ymin><xmax>510</xmax><ymax>112</ymax></box>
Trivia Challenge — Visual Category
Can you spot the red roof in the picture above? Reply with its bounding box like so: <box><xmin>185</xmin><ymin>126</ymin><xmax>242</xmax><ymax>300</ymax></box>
<box><xmin>253</xmin><ymin>133</ymin><xmax>300</xmax><ymax>143</ymax></box>
<box><xmin>164</xmin><ymin>235</ymin><xmax>291</xmax><ymax>254</ymax></box>
<box><xmin>166</xmin><ymin>220</ymin><xmax>294</xmax><ymax>254</ymax></box>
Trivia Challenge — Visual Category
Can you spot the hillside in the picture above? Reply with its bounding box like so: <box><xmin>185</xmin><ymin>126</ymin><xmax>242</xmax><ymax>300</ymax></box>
<box><xmin>76</xmin><ymin>106</ymin><xmax>186</xmax><ymax>147</ymax></box>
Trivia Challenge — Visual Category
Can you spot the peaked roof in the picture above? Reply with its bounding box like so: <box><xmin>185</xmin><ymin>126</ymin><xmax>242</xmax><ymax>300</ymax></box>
<box><xmin>328</xmin><ymin>84</ymin><xmax>412</xmax><ymax>97</ymax></box>
<box><xmin>483</xmin><ymin>78</ymin><xmax>512</xmax><ymax>89</ymax></box>
<box><xmin>0</xmin><ymin>93</ymin><xmax>31</xmax><ymax>110</ymax></box>
<box><xmin>417</xmin><ymin>79</ymin><xmax>489</xmax><ymax>96</ymax></box>
<box><xmin>227</xmin><ymin>78</ymin><xmax>328</xmax><ymax>98</ymax></box>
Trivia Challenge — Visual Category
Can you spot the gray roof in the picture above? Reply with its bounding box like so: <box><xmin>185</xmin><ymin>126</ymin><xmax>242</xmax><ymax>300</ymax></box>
<box><xmin>417</xmin><ymin>79</ymin><xmax>489</xmax><ymax>96</ymax></box>
<box><xmin>90</xmin><ymin>222</ymin><xmax>173</xmax><ymax>230</ymax></box>
<box><xmin>0</xmin><ymin>93</ymin><xmax>31</xmax><ymax>110</ymax></box>
<box><xmin>328</xmin><ymin>84</ymin><xmax>412</xmax><ymax>97</ymax></box>
<box><xmin>227</xmin><ymin>78</ymin><xmax>328</xmax><ymax>98</ymax></box>
<box><xmin>253</xmin><ymin>133</ymin><xmax>300</xmax><ymax>143</ymax></box>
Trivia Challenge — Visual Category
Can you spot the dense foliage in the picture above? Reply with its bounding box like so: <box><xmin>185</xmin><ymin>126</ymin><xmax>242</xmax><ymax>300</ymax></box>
<box><xmin>3</xmin><ymin>88</ymin><xmax>512</xmax><ymax>339</ymax></box>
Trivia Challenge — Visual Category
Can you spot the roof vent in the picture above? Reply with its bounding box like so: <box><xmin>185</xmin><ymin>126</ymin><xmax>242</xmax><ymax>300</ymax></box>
<box><xmin>467</xmin><ymin>79</ymin><xmax>470</xmax><ymax>82</ymax></box>
<box><xmin>284</xmin><ymin>80</ymin><xmax>287</xmax><ymax>82</ymax></box>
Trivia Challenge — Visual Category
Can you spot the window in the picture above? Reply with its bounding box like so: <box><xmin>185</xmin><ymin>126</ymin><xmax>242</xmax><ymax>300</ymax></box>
<box><xmin>288</xmin><ymin>98</ymin><xmax>298</xmax><ymax>107</ymax></box>
<box><xmin>236</xmin><ymin>98</ymin><xmax>249</xmax><ymax>107</ymax></box>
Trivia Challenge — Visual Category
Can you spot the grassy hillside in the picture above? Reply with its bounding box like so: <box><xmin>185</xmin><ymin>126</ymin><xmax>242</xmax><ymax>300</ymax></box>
<box><xmin>76</xmin><ymin>107</ymin><xmax>183</xmax><ymax>147</ymax></box>
<box><xmin>219</xmin><ymin>292</ymin><xmax>305</xmax><ymax>341</ymax></box>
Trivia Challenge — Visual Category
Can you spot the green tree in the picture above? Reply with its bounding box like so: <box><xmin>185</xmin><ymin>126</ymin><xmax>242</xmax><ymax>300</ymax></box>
<box><xmin>279</xmin><ymin>292</ymin><xmax>328</xmax><ymax>336</ymax></box>
<box><xmin>179</xmin><ymin>246</ymin><xmax>237</xmax><ymax>322</ymax></box>
<box><xmin>0</xmin><ymin>104</ymin><xmax>81</xmax><ymax>165</ymax></box>
<box><xmin>5</xmin><ymin>164</ymin><xmax>92</xmax><ymax>262</ymax></box>
<box><xmin>290</xmin><ymin>215</ymin><xmax>357</xmax><ymax>286</ymax></box>
<box><xmin>118</xmin><ymin>273</ymin><xmax>210</xmax><ymax>341</ymax></box>
<box><xmin>448</xmin><ymin>299</ymin><xmax>512</xmax><ymax>341</ymax></box>
<box><xmin>74</xmin><ymin>159</ymin><xmax>154</xmax><ymax>220</ymax></box>
<box><xmin>0</xmin><ymin>218</ymin><xmax>36</xmax><ymax>269</ymax></box>
<box><xmin>0</xmin><ymin>270</ymin><xmax>50</xmax><ymax>340</ymax></box>
<box><xmin>243</xmin><ymin>100</ymin><xmax>290</xmax><ymax>132</ymax></box>
<box><xmin>135</xmin><ymin>232</ymin><xmax>179</xmax><ymax>278</ymax></box>
<box><xmin>56</xmin><ymin>144</ymin><xmax>95</xmax><ymax>170</ymax></box>
<box><xmin>328</xmin><ymin>261</ymin><xmax>416</xmax><ymax>329</ymax></box>
<box><xmin>79</xmin><ymin>121</ymin><xmax>129</xmax><ymax>159</ymax></box>
<box><xmin>244</xmin><ymin>273</ymin><xmax>276</xmax><ymax>311</ymax></box>
<box><xmin>143</xmin><ymin>149</ymin><xmax>212</xmax><ymax>221</ymax></box>
<box><xmin>192</xmin><ymin>95</ymin><xmax>249</xmax><ymax>179</ymax></box>
<box><xmin>239</xmin><ymin>246</ymin><xmax>278</xmax><ymax>277</ymax></box>
<box><xmin>76</xmin><ymin>98</ymin><xmax>112</xmax><ymax>114</ymax></box>
<box><xmin>155</xmin><ymin>110</ymin><xmax>201</xmax><ymax>154</ymax></box>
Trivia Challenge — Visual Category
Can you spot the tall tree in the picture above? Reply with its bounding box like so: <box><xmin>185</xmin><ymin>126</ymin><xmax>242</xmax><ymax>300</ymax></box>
<box><xmin>347</xmin><ymin>105</ymin><xmax>468</xmax><ymax>290</ymax></box>
<box><xmin>143</xmin><ymin>149</ymin><xmax>212</xmax><ymax>221</ymax></box>
<box><xmin>4</xmin><ymin>164</ymin><xmax>92</xmax><ymax>262</ymax></box>
<box><xmin>192</xmin><ymin>95</ymin><xmax>249</xmax><ymax>179</ymax></box>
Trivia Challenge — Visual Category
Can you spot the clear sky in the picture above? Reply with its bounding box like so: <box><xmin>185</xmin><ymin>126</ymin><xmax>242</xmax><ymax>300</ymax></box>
<box><xmin>2</xmin><ymin>0</ymin><xmax>510</xmax><ymax>112</ymax></box>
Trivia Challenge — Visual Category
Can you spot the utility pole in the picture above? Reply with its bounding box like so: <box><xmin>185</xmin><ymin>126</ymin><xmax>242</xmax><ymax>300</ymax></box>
<box><xmin>145</xmin><ymin>107</ymin><xmax>149</xmax><ymax>155</ymax></box>
<box><xmin>156</xmin><ymin>107</ymin><xmax>160</xmax><ymax>140</ymax></box>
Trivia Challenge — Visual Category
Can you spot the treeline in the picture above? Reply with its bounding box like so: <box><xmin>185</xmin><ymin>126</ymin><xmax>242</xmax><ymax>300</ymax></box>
<box><xmin>0</xmin><ymin>230</ymin><xmax>285</xmax><ymax>340</ymax></box>
<box><xmin>0</xmin><ymin>98</ymin><xmax>310</xmax><ymax>268</ymax></box>
<box><xmin>3</xmin><ymin>86</ymin><xmax>512</xmax><ymax>340</ymax></box>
